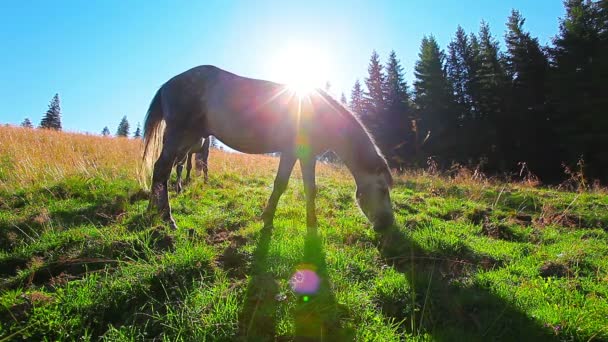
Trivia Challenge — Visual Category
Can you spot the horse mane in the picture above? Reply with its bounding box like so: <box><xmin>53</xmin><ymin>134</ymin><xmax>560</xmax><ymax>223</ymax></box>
<box><xmin>315</xmin><ymin>89</ymin><xmax>393</xmax><ymax>185</ymax></box>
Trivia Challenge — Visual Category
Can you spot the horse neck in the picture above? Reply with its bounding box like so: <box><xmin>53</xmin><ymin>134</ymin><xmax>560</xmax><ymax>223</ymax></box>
<box><xmin>328</xmin><ymin>122</ymin><xmax>380</xmax><ymax>187</ymax></box>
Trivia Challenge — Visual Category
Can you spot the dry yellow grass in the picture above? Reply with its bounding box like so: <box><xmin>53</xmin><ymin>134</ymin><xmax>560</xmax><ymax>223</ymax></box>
<box><xmin>0</xmin><ymin>125</ymin><xmax>350</xmax><ymax>192</ymax></box>
<box><xmin>0</xmin><ymin>126</ymin><xmax>143</xmax><ymax>191</ymax></box>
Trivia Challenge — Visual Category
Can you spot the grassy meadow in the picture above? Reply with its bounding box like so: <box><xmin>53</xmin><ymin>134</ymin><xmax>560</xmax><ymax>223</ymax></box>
<box><xmin>0</xmin><ymin>125</ymin><xmax>607</xmax><ymax>341</ymax></box>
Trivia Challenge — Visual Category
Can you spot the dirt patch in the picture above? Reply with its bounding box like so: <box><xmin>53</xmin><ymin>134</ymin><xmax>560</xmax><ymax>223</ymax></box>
<box><xmin>439</xmin><ymin>209</ymin><xmax>463</xmax><ymax>221</ymax></box>
<box><xmin>536</xmin><ymin>212</ymin><xmax>581</xmax><ymax>228</ymax></box>
<box><xmin>467</xmin><ymin>207</ymin><xmax>492</xmax><ymax>225</ymax></box>
<box><xmin>0</xmin><ymin>256</ymin><xmax>29</xmax><ymax>277</ymax></box>
<box><xmin>32</xmin><ymin>208</ymin><xmax>51</xmax><ymax>225</ymax></box>
<box><xmin>26</xmin><ymin>258</ymin><xmax>118</xmax><ymax>288</ymax></box>
<box><xmin>211</xmin><ymin>225</ymin><xmax>249</xmax><ymax>278</ymax></box>
<box><xmin>539</xmin><ymin>261</ymin><xmax>570</xmax><ymax>278</ymax></box>
<box><xmin>129</xmin><ymin>189</ymin><xmax>149</xmax><ymax>203</ymax></box>
<box><xmin>512</xmin><ymin>214</ymin><xmax>533</xmax><ymax>226</ymax></box>
<box><xmin>149</xmin><ymin>227</ymin><xmax>175</xmax><ymax>252</ymax></box>
<box><xmin>480</xmin><ymin>222</ymin><xmax>517</xmax><ymax>241</ymax></box>
<box><xmin>217</xmin><ymin>245</ymin><xmax>251</xmax><ymax>279</ymax></box>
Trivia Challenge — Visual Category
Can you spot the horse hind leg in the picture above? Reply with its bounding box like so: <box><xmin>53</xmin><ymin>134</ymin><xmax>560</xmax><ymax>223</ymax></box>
<box><xmin>150</xmin><ymin>134</ymin><xmax>196</xmax><ymax>230</ymax></box>
<box><xmin>201</xmin><ymin>136</ymin><xmax>210</xmax><ymax>183</ymax></box>
<box><xmin>185</xmin><ymin>152</ymin><xmax>194</xmax><ymax>183</ymax></box>
<box><xmin>175</xmin><ymin>156</ymin><xmax>186</xmax><ymax>194</ymax></box>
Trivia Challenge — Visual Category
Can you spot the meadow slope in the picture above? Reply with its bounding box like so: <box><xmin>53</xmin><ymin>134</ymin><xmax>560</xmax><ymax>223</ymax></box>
<box><xmin>0</xmin><ymin>126</ymin><xmax>607</xmax><ymax>341</ymax></box>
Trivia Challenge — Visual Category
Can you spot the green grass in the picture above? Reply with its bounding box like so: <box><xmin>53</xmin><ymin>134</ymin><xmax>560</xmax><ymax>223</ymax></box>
<box><xmin>1</xmin><ymin>169</ymin><xmax>607</xmax><ymax>341</ymax></box>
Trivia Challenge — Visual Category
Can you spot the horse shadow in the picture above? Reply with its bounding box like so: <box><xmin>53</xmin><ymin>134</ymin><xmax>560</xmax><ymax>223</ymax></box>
<box><xmin>376</xmin><ymin>225</ymin><xmax>558</xmax><ymax>341</ymax></box>
<box><xmin>292</xmin><ymin>229</ymin><xmax>354</xmax><ymax>341</ymax></box>
<box><xmin>237</xmin><ymin>226</ymin><xmax>353</xmax><ymax>341</ymax></box>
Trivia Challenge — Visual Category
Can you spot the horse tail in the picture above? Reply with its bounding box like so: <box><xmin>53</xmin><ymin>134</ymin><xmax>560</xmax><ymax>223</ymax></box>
<box><xmin>139</xmin><ymin>87</ymin><xmax>166</xmax><ymax>187</ymax></box>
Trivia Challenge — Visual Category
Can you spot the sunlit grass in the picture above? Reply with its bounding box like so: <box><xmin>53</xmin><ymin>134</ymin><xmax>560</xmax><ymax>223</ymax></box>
<box><xmin>0</xmin><ymin>126</ymin><xmax>607</xmax><ymax>340</ymax></box>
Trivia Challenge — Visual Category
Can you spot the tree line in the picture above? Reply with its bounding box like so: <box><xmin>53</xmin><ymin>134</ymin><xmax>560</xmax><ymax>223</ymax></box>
<box><xmin>21</xmin><ymin>94</ymin><xmax>142</xmax><ymax>139</ymax></box>
<box><xmin>344</xmin><ymin>1</ymin><xmax>608</xmax><ymax>184</ymax></box>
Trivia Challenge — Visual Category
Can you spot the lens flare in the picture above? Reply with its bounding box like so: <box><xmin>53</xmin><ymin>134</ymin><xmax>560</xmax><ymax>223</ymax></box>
<box><xmin>290</xmin><ymin>263</ymin><xmax>320</xmax><ymax>295</ymax></box>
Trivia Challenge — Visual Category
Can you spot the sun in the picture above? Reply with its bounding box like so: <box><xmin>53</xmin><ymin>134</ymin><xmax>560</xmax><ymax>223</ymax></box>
<box><xmin>270</xmin><ymin>43</ymin><xmax>330</xmax><ymax>95</ymax></box>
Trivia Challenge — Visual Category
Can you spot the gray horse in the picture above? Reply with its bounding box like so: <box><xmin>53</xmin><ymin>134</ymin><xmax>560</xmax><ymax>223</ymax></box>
<box><xmin>174</xmin><ymin>136</ymin><xmax>210</xmax><ymax>193</ymax></box>
<box><xmin>143</xmin><ymin>65</ymin><xmax>394</xmax><ymax>231</ymax></box>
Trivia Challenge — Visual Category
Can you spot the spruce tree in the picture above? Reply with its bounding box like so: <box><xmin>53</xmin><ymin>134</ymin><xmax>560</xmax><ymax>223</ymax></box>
<box><xmin>447</xmin><ymin>26</ymin><xmax>475</xmax><ymax>121</ymax></box>
<box><xmin>340</xmin><ymin>92</ymin><xmax>348</xmax><ymax>106</ymax></box>
<box><xmin>21</xmin><ymin>118</ymin><xmax>33</xmax><ymax>128</ymax></box>
<box><xmin>116</xmin><ymin>116</ymin><xmax>130</xmax><ymax>137</ymax></box>
<box><xmin>414</xmin><ymin>35</ymin><xmax>454</xmax><ymax>161</ymax></box>
<box><xmin>384</xmin><ymin>50</ymin><xmax>413</xmax><ymax>165</ymax></box>
<box><xmin>504</xmin><ymin>9</ymin><xmax>557</xmax><ymax>179</ymax></box>
<box><xmin>39</xmin><ymin>94</ymin><xmax>62</xmax><ymax>130</ymax></box>
<box><xmin>550</xmin><ymin>0</ymin><xmax>608</xmax><ymax>181</ymax></box>
<box><xmin>133</xmin><ymin>123</ymin><xmax>141</xmax><ymax>138</ymax></box>
<box><xmin>350</xmin><ymin>80</ymin><xmax>365</xmax><ymax>115</ymax></box>
<box><xmin>475</xmin><ymin>21</ymin><xmax>509</xmax><ymax>171</ymax></box>
<box><xmin>363</xmin><ymin>50</ymin><xmax>386</xmax><ymax>118</ymax></box>
<box><xmin>102</xmin><ymin>126</ymin><xmax>111</xmax><ymax>136</ymax></box>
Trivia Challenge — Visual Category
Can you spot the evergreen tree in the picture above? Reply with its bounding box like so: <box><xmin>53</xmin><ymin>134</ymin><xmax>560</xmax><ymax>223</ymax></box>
<box><xmin>475</xmin><ymin>21</ymin><xmax>509</xmax><ymax>171</ymax></box>
<box><xmin>350</xmin><ymin>79</ymin><xmax>365</xmax><ymax>115</ymax></box>
<box><xmin>550</xmin><ymin>0</ymin><xmax>608</xmax><ymax>181</ymax></box>
<box><xmin>447</xmin><ymin>26</ymin><xmax>476</xmax><ymax>121</ymax></box>
<box><xmin>504</xmin><ymin>10</ymin><xmax>558</xmax><ymax>180</ymax></box>
<box><xmin>340</xmin><ymin>92</ymin><xmax>348</xmax><ymax>106</ymax></box>
<box><xmin>363</xmin><ymin>50</ymin><xmax>386</xmax><ymax>119</ymax></box>
<box><xmin>116</xmin><ymin>116</ymin><xmax>130</xmax><ymax>137</ymax></box>
<box><xmin>133</xmin><ymin>123</ymin><xmax>141</xmax><ymax>138</ymax></box>
<box><xmin>21</xmin><ymin>118</ymin><xmax>33</xmax><ymax>128</ymax></box>
<box><xmin>414</xmin><ymin>36</ymin><xmax>454</xmax><ymax>161</ymax></box>
<box><xmin>102</xmin><ymin>126</ymin><xmax>111</xmax><ymax>136</ymax></box>
<box><xmin>384</xmin><ymin>50</ymin><xmax>413</xmax><ymax>165</ymax></box>
<box><xmin>39</xmin><ymin>93</ymin><xmax>62</xmax><ymax>130</ymax></box>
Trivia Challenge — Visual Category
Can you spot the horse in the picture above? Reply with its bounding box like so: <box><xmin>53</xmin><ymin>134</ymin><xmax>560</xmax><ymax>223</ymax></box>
<box><xmin>174</xmin><ymin>136</ymin><xmax>210</xmax><ymax>193</ymax></box>
<box><xmin>142</xmin><ymin>65</ymin><xmax>394</xmax><ymax>231</ymax></box>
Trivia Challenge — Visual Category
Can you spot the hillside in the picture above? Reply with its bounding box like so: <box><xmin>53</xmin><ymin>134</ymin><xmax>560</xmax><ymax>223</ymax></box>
<box><xmin>0</xmin><ymin>126</ymin><xmax>607</xmax><ymax>341</ymax></box>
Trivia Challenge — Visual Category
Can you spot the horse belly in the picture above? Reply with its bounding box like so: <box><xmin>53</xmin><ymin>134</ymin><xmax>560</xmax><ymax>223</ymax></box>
<box><xmin>205</xmin><ymin>108</ymin><xmax>293</xmax><ymax>154</ymax></box>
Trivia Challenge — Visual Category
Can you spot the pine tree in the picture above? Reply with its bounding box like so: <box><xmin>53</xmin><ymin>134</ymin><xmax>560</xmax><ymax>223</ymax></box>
<box><xmin>102</xmin><ymin>126</ymin><xmax>111</xmax><ymax>136</ymax></box>
<box><xmin>447</xmin><ymin>26</ymin><xmax>475</xmax><ymax>121</ymax></box>
<box><xmin>363</xmin><ymin>50</ymin><xmax>386</xmax><ymax>118</ymax></box>
<box><xmin>133</xmin><ymin>123</ymin><xmax>141</xmax><ymax>138</ymax></box>
<box><xmin>350</xmin><ymin>79</ymin><xmax>365</xmax><ymax>115</ymax></box>
<box><xmin>21</xmin><ymin>118</ymin><xmax>33</xmax><ymax>128</ymax></box>
<box><xmin>475</xmin><ymin>21</ymin><xmax>509</xmax><ymax>171</ymax></box>
<box><xmin>340</xmin><ymin>92</ymin><xmax>348</xmax><ymax>106</ymax></box>
<box><xmin>383</xmin><ymin>50</ymin><xmax>413</xmax><ymax>165</ymax></box>
<box><xmin>550</xmin><ymin>0</ymin><xmax>608</xmax><ymax>181</ymax></box>
<box><xmin>504</xmin><ymin>9</ymin><xmax>558</xmax><ymax>179</ymax></box>
<box><xmin>414</xmin><ymin>35</ymin><xmax>454</xmax><ymax>161</ymax></box>
<box><xmin>116</xmin><ymin>116</ymin><xmax>130</xmax><ymax>137</ymax></box>
<box><xmin>384</xmin><ymin>50</ymin><xmax>410</xmax><ymax>110</ymax></box>
<box><xmin>39</xmin><ymin>94</ymin><xmax>62</xmax><ymax>130</ymax></box>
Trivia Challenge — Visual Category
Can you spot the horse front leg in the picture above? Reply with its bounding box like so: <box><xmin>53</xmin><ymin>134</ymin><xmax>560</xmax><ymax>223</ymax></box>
<box><xmin>185</xmin><ymin>153</ymin><xmax>193</xmax><ymax>183</ymax></box>
<box><xmin>175</xmin><ymin>162</ymin><xmax>184</xmax><ymax>194</ymax></box>
<box><xmin>261</xmin><ymin>153</ymin><xmax>296</xmax><ymax>227</ymax></box>
<box><xmin>300</xmin><ymin>157</ymin><xmax>318</xmax><ymax>232</ymax></box>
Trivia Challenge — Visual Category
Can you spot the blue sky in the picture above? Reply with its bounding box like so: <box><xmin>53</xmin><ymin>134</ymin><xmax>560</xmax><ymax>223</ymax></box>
<box><xmin>1</xmin><ymin>0</ymin><xmax>565</xmax><ymax>134</ymax></box>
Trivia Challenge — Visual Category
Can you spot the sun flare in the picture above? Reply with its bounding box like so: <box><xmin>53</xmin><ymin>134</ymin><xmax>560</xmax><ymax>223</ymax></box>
<box><xmin>270</xmin><ymin>43</ymin><xmax>330</xmax><ymax>95</ymax></box>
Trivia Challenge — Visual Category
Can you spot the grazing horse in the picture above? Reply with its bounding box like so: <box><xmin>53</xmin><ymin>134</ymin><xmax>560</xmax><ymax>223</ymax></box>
<box><xmin>143</xmin><ymin>65</ymin><xmax>394</xmax><ymax>231</ymax></box>
<box><xmin>174</xmin><ymin>136</ymin><xmax>210</xmax><ymax>193</ymax></box>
